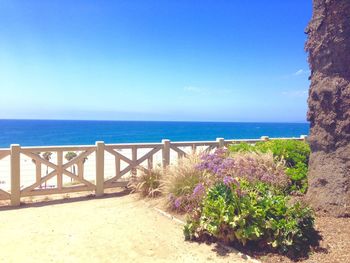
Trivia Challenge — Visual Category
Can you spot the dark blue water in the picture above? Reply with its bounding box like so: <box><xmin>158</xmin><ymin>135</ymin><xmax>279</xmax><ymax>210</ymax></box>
<box><xmin>0</xmin><ymin>120</ymin><xmax>309</xmax><ymax>148</ymax></box>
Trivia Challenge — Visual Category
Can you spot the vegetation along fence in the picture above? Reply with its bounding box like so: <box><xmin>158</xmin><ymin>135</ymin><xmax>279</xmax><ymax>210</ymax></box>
<box><xmin>0</xmin><ymin>135</ymin><xmax>307</xmax><ymax>206</ymax></box>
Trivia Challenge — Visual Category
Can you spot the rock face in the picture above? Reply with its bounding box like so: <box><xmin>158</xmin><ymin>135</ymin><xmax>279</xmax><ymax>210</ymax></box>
<box><xmin>305</xmin><ymin>0</ymin><xmax>350</xmax><ymax>217</ymax></box>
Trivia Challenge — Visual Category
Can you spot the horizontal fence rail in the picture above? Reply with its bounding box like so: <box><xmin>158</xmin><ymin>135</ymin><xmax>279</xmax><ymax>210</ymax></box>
<box><xmin>0</xmin><ymin>135</ymin><xmax>307</xmax><ymax>206</ymax></box>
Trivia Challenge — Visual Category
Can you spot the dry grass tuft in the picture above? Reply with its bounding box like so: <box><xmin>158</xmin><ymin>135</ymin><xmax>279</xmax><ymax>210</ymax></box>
<box><xmin>128</xmin><ymin>167</ymin><xmax>163</xmax><ymax>198</ymax></box>
<box><xmin>162</xmin><ymin>152</ymin><xmax>211</xmax><ymax>212</ymax></box>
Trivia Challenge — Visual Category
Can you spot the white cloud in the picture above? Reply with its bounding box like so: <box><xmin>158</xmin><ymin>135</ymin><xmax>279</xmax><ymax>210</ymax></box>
<box><xmin>280</xmin><ymin>69</ymin><xmax>311</xmax><ymax>79</ymax></box>
<box><xmin>293</xmin><ymin>69</ymin><xmax>310</xmax><ymax>76</ymax></box>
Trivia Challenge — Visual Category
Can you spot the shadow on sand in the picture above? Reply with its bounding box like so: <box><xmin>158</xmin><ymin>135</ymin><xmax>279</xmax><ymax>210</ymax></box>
<box><xmin>0</xmin><ymin>188</ymin><xmax>132</xmax><ymax>211</ymax></box>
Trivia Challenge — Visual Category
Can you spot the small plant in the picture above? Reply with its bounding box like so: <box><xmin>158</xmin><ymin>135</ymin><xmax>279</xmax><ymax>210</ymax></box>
<box><xmin>163</xmin><ymin>153</ymin><xmax>212</xmax><ymax>212</ymax></box>
<box><xmin>65</xmin><ymin>151</ymin><xmax>78</xmax><ymax>176</ymax></box>
<box><xmin>184</xmin><ymin>180</ymin><xmax>316</xmax><ymax>256</ymax></box>
<box><xmin>42</xmin><ymin>151</ymin><xmax>53</xmax><ymax>175</ymax></box>
<box><xmin>42</xmin><ymin>151</ymin><xmax>53</xmax><ymax>188</ymax></box>
<box><xmin>65</xmin><ymin>151</ymin><xmax>77</xmax><ymax>161</ymax></box>
<box><xmin>128</xmin><ymin>167</ymin><xmax>163</xmax><ymax>198</ymax></box>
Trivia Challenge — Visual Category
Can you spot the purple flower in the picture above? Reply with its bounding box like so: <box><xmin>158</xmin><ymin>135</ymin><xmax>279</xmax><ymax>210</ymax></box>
<box><xmin>193</xmin><ymin>183</ymin><xmax>205</xmax><ymax>196</ymax></box>
<box><xmin>174</xmin><ymin>198</ymin><xmax>182</xmax><ymax>208</ymax></box>
<box><xmin>196</xmin><ymin>149</ymin><xmax>288</xmax><ymax>188</ymax></box>
<box><xmin>223</xmin><ymin>176</ymin><xmax>235</xmax><ymax>186</ymax></box>
<box><xmin>196</xmin><ymin>149</ymin><xmax>237</xmax><ymax>177</ymax></box>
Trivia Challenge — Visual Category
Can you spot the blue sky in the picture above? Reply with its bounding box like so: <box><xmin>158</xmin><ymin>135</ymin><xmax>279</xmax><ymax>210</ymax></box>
<box><xmin>0</xmin><ymin>0</ymin><xmax>312</xmax><ymax>122</ymax></box>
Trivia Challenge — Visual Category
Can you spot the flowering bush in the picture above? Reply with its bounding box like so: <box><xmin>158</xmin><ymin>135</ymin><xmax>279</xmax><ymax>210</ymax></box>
<box><xmin>164</xmin><ymin>153</ymin><xmax>212</xmax><ymax>212</ymax></box>
<box><xmin>197</xmin><ymin>149</ymin><xmax>289</xmax><ymax>190</ymax></box>
<box><xmin>184</xmin><ymin>180</ymin><xmax>316</xmax><ymax>256</ymax></box>
<box><xmin>228</xmin><ymin>140</ymin><xmax>310</xmax><ymax>193</ymax></box>
<box><xmin>230</xmin><ymin>151</ymin><xmax>289</xmax><ymax>189</ymax></box>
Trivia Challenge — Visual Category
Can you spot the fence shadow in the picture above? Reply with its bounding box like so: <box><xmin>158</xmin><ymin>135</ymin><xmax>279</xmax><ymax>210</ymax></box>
<box><xmin>0</xmin><ymin>187</ymin><xmax>132</xmax><ymax>211</ymax></box>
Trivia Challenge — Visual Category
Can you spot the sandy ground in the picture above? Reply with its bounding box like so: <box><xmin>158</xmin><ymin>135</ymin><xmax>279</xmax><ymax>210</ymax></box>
<box><xmin>0</xmin><ymin>192</ymin><xmax>255</xmax><ymax>263</ymax></box>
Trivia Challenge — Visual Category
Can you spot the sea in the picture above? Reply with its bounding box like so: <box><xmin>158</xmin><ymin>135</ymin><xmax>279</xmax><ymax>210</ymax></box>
<box><xmin>0</xmin><ymin>120</ymin><xmax>309</xmax><ymax>148</ymax></box>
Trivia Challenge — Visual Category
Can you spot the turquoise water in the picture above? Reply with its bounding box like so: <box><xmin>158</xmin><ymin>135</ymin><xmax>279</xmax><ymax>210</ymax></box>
<box><xmin>0</xmin><ymin>120</ymin><xmax>309</xmax><ymax>148</ymax></box>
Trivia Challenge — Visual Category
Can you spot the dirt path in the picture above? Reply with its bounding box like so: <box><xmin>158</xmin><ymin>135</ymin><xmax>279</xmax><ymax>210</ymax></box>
<box><xmin>0</xmin><ymin>193</ymin><xmax>255</xmax><ymax>263</ymax></box>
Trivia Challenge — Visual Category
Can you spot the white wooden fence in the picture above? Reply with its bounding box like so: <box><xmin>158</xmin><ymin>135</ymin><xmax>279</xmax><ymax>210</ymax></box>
<box><xmin>0</xmin><ymin>135</ymin><xmax>307</xmax><ymax>206</ymax></box>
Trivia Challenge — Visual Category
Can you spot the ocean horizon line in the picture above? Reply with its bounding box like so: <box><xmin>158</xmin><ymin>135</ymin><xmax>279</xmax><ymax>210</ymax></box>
<box><xmin>0</xmin><ymin>118</ymin><xmax>310</xmax><ymax>124</ymax></box>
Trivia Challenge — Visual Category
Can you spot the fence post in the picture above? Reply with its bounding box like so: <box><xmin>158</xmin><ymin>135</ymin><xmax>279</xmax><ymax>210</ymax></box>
<box><xmin>10</xmin><ymin>144</ymin><xmax>21</xmax><ymax>206</ymax></box>
<box><xmin>131</xmin><ymin>146</ymin><xmax>137</xmax><ymax>176</ymax></box>
<box><xmin>260</xmin><ymin>136</ymin><xmax>269</xmax><ymax>141</ymax></box>
<box><xmin>300</xmin><ymin>135</ymin><xmax>308</xmax><ymax>142</ymax></box>
<box><xmin>162</xmin><ymin>139</ymin><xmax>170</xmax><ymax>168</ymax></box>
<box><xmin>216</xmin><ymin>138</ymin><xmax>225</xmax><ymax>148</ymax></box>
<box><xmin>57</xmin><ymin>150</ymin><xmax>63</xmax><ymax>190</ymax></box>
<box><xmin>95</xmin><ymin>141</ymin><xmax>105</xmax><ymax>197</ymax></box>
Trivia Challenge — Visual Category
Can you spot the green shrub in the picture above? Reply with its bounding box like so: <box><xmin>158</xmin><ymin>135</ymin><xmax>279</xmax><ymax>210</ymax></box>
<box><xmin>184</xmin><ymin>181</ymin><xmax>315</xmax><ymax>256</ymax></box>
<box><xmin>254</xmin><ymin>140</ymin><xmax>310</xmax><ymax>167</ymax></box>
<box><xmin>228</xmin><ymin>140</ymin><xmax>310</xmax><ymax>193</ymax></box>
<box><xmin>286</xmin><ymin>162</ymin><xmax>308</xmax><ymax>193</ymax></box>
<box><xmin>228</xmin><ymin>143</ymin><xmax>256</xmax><ymax>153</ymax></box>
<box><xmin>255</xmin><ymin>140</ymin><xmax>310</xmax><ymax>193</ymax></box>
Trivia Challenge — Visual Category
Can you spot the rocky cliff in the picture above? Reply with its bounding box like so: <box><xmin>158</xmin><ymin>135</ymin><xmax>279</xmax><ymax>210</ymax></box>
<box><xmin>305</xmin><ymin>0</ymin><xmax>350</xmax><ymax>217</ymax></box>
